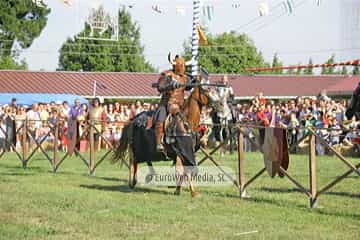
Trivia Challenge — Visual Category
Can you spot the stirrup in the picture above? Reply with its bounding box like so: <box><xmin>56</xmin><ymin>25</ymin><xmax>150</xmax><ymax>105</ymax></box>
<box><xmin>156</xmin><ymin>144</ymin><xmax>165</xmax><ymax>152</ymax></box>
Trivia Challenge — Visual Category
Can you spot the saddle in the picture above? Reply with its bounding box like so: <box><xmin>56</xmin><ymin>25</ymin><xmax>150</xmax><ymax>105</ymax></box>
<box><xmin>164</xmin><ymin>113</ymin><xmax>191</xmax><ymax>145</ymax></box>
<box><xmin>133</xmin><ymin>111</ymin><xmax>155</xmax><ymax>129</ymax></box>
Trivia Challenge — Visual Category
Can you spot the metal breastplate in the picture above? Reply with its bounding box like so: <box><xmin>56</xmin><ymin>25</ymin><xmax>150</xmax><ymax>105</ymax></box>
<box><xmin>160</xmin><ymin>75</ymin><xmax>186</xmax><ymax>107</ymax></box>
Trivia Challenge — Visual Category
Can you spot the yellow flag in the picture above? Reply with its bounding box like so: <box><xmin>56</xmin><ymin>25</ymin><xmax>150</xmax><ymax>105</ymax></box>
<box><xmin>197</xmin><ymin>25</ymin><xmax>208</xmax><ymax>46</ymax></box>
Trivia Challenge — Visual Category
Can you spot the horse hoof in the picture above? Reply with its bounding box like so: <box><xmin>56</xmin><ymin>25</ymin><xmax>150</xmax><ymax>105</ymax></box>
<box><xmin>174</xmin><ymin>190</ymin><xmax>181</xmax><ymax>196</ymax></box>
<box><xmin>129</xmin><ymin>181</ymin><xmax>137</xmax><ymax>189</ymax></box>
<box><xmin>191</xmin><ymin>192</ymin><xmax>200</xmax><ymax>198</ymax></box>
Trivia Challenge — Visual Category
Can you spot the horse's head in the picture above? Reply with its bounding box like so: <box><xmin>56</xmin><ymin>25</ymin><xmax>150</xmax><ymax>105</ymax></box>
<box><xmin>168</xmin><ymin>52</ymin><xmax>193</xmax><ymax>76</ymax></box>
<box><xmin>346</xmin><ymin>83</ymin><xmax>360</xmax><ymax>120</ymax></box>
<box><xmin>188</xmin><ymin>76</ymin><xmax>221</xmax><ymax>110</ymax></box>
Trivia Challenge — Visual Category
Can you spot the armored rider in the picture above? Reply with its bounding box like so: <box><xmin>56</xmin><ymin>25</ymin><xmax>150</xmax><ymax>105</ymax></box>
<box><xmin>154</xmin><ymin>53</ymin><xmax>193</xmax><ymax>152</ymax></box>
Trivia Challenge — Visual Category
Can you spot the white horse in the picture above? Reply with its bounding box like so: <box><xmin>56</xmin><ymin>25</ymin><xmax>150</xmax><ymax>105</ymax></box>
<box><xmin>211</xmin><ymin>86</ymin><xmax>235</xmax><ymax>155</ymax></box>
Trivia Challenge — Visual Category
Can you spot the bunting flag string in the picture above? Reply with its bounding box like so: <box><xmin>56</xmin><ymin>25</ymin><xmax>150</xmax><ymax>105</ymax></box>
<box><xmin>176</xmin><ymin>5</ymin><xmax>186</xmax><ymax>16</ymax></box>
<box><xmin>152</xmin><ymin>5</ymin><xmax>164</xmax><ymax>14</ymax></box>
<box><xmin>282</xmin><ymin>0</ymin><xmax>295</xmax><ymax>15</ymax></box>
<box><xmin>62</xmin><ymin>0</ymin><xmax>74</xmax><ymax>7</ymax></box>
<box><xmin>258</xmin><ymin>2</ymin><xmax>270</xmax><ymax>16</ymax></box>
<box><xmin>232</xmin><ymin>3</ymin><xmax>241</xmax><ymax>9</ymax></box>
<box><xmin>202</xmin><ymin>5</ymin><xmax>214</xmax><ymax>22</ymax></box>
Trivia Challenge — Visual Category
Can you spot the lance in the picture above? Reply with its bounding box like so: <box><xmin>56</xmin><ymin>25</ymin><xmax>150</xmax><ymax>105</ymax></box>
<box><xmin>245</xmin><ymin>59</ymin><xmax>360</xmax><ymax>72</ymax></box>
<box><xmin>151</xmin><ymin>82</ymin><xmax>227</xmax><ymax>89</ymax></box>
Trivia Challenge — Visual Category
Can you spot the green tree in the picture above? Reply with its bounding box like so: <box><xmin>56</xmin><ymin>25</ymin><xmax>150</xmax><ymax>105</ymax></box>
<box><xmin>271</xmin><ymin>53</ymin><xmax>282</xmax><ymax>74</ymax></box>
<box><xmin>0</xmin><ymin>56</ymin><xmax>27</xmax><ymax>69</ymax></box>
<box><xmin>58</xmin><ymin>7</ymin><xmax>155</xmax><ymax>72</ymax></box>
<box><xmin>340</xmin><ymin>66</ymin><xmax>348</xmax><ymax>75</ymax></box>
<box><xmin>0</xmin><ymin>0</ymin><xmax>50</xmax><ymax>69</ymax></box>
<box><xmin>183</xmin><ymin>31</ymin><xmax>268</xmax><ymax>74</ymax></box>
<box><xmin>286</xmin><ymin>67</ymin><xmax>295</xmax><ymax>75</ymax></box>
<box><xmin>303</xmin><ymin>58</ymin><xmax>313</xmax><ymax>75</ymax></box>
<box><xmin>295</xmin><ymin>63</ymin><xmax>303</xmax><ymax>75</ymax></box>
<box><xmin>353</xmin><ymin>65</ymin><xmax>360</xmax><ymax>75</ymax></box>
<box><xmin>321</xmin><ymin>55</ymin><xmax>336</xmax><ymax>75</ymax></box>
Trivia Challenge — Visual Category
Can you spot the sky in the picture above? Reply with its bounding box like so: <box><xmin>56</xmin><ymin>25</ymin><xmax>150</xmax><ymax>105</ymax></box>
<box><xmin>19</xmin><ymin>0</ymin><xmax>359</xmax><ymax>72</ymax></box>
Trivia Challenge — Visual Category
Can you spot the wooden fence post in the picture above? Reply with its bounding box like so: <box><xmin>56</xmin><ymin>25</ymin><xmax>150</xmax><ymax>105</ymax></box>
<box><xmin>309</xmin><ymin>132</ymin><xmax>317</xmax><ymax>208</ymax></box>
<box><xmin>53</xmin><ymin>122</ymin><xmax>59</xmax><ymax>172</ymax></box>
<box><xmin>238</xmin><ymin>127</ymin><xmax>247</xmax><ymax>198</ymax></box>
<box><xmin>22</xmin><ymin>119</ymin><xmax>28</xmax><ymax>169</ymax></box>
<box><xmin>89</xmin><ymin>121</ymin><xmax>95</xmax><ymax>176</ymax></box>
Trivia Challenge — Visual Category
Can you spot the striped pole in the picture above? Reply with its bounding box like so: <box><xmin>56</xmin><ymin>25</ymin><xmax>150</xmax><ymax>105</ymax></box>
<box><xmin>191</xmin><ymin>0</ymin><xmax>201</xmax><ymax>77</ymax></box>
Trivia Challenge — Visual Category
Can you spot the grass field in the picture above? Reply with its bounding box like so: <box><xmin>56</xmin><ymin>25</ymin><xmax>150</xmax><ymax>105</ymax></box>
<box><xmin>0</xmin><ymin>150</ymin><xmax>359</xmax><ymax>240</ymax></box>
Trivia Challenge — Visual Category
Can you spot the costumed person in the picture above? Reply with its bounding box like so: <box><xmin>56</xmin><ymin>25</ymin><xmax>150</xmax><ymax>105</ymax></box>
<box><xmin>89</xmin><ymin>98</ymin><xmax>104</xmax><ymax>151</ymax></box>
<box><xmin>153</xmin><ymin>53</ymin><xmax>193</xmax><ymax>152</ymax></box>
<box><xmin>218</xmin><ymin>74</ymin><xmax>235</xmax><ymax>120</ymax></box>
<box><xmin>217</xmin><ymin>74</ymin><xmax>236</xmax><ymax>154</ymax></box>
<box><xmin>67</xmin><ymin>99</ymin><xmax>83</xmax><ymax>155</ymax></box>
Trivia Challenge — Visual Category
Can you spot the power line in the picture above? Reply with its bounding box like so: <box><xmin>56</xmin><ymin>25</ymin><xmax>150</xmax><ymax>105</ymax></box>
<box><xmin>246</xmin><ymin>0</ymin><xmax>309</xmax><ymax>35</ymax></box>
<box><xmin>1</xmin><ymin>44</ymin><xmax>359</xmax><ymax>57</ymax></box>
<box><xmin>2</xmin><ymin>49</ymin><xmax>357</xmax><ymax>60</ymax></box>
<box><xmin>232</xmin><ymin>1</ymin><xmax>286</xmax><ymax>32</ymax></box>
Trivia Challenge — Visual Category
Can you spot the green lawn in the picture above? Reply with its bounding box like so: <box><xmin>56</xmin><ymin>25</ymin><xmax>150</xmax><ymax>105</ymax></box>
<box><xmin>0</xmin><ymin>150</ymin><xmax>359</xmax><ymax>240</ymax></box>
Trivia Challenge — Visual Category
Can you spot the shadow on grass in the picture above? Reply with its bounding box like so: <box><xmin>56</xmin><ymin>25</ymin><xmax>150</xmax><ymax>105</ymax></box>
<box><xmin>260</xmin><ymin>187</ymin><xmax>360</xmax><ymax>199</ymax></box>
<box><xmin>0</xmin><ymin>172</ymin><xmax>35</xmax><ymax>176</ymax></box>
<box><xmin>197</xmin><ymin>187</ymin><xmax>360</xmax><ymax>220</ymax></box>
<box><xmin>97</xmin><ymin>176</ymin><xmax>128</xmax><ymax>183</ymax></box>
<box><xmin>324</xmin><ymin>191</ymin><xmax>360</xmax><ymax>199</ymax></box>
<box><xmin>260</xmin><ymin>187</ymin><xmax>302</xmax><ymax>194</ymax></box>
<box><xmin>79</xmin><ymin>184</ymin><xmax>172</xmax><ymax>196</ymax></box>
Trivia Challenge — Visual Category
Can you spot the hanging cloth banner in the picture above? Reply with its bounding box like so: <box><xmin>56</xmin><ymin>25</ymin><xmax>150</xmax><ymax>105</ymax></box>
<box><xmin>152</xmin><ymin>5</ymin><xmax>164</xmax><ymax>14</ymax></box>
<box><xmin>176</xmin><ymin>5</ymin><xmax>186</xmax><ymax>16</ymax></box>
<box><xmin>258</xmin><ymin>2</ymin><xmax>270</xmax><ymax>16</ymax></box>
<box><xmin>62</xmin><ymin>0</ymin><xmax>74</xmax><ymax>7</ymax></box>
<box><xmin>282</xmin><ymin>0</ymin><xmax>295</xmax><ymax>15</ymax></box>
<box><xmin>202</xmin><ymin>5</ymin><xmax>214</xmax><ymax>22</ymax></box>
<box><xmin>197</xmin><ymin>25</ymin><xmax>208</xmax><ymax>46</ymax></box>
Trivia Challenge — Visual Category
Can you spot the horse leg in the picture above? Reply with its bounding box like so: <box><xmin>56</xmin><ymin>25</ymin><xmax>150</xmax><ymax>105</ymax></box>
<box><xmin>128</xmin><ymin>148</ymin><xmax>137</xmax><ymax>189</ymax></box>
<box><xmin>145</xmin><ymin>162</ymin><xmax>156</xmax><ymax>184</ymax></box>
<box><xmin>134</xmin><ymin>162</ymin><xmax>139</xmax><ymax>186</ymax></box>
<box><xmin>220</xmin><ymin>125</ymin><xmax>225</xmax><ymax>157</ymax></box>
<box><xmin>187</xmin><ymin>172</ymin><xmax>200</xmax><ymax>198</ymax></box>
<box><xmin>174</xmin><ymin>156</ymin><xmax>184</xmax><ymax>195</ymax></box>
<box><xmin>225</xmin><ymin>124</ymin><xmax>232</xmax><ymax>154</ymax></box>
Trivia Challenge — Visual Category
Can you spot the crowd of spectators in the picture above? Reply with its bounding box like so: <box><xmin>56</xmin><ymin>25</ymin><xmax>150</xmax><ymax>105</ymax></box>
<box><xmin>199</xmin><ymin>92</ymin><xmax>360</xmax><ymax>155</ymax></box>
<box><xmin>1</xmin><ymin>92</ymin><xmax>360</xmax><ymax>156</ymax></box>
<box><xmin>0</xmin><ymin>98</ymin><xmax>158</xmax><ymax>152</ymax></box>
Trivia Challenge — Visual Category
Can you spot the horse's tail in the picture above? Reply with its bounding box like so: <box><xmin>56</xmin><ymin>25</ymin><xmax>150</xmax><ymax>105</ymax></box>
<box><xmin>112</xmin><ymin>122</ymin><xmax>133</xmax><ymax>166</ymax></box>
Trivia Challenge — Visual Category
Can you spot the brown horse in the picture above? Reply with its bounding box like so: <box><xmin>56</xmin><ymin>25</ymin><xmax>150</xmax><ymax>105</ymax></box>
<box><xmin>112</xmin><ymin>74</ymin><xmax>215</xmax><ymax>197</ymax></box>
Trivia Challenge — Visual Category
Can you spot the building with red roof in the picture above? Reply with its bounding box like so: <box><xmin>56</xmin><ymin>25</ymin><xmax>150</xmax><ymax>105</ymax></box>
<box><xmin>0</xmin><ymin>70</ymin><xmax>358</xmax><ymax>100</ymax></box>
